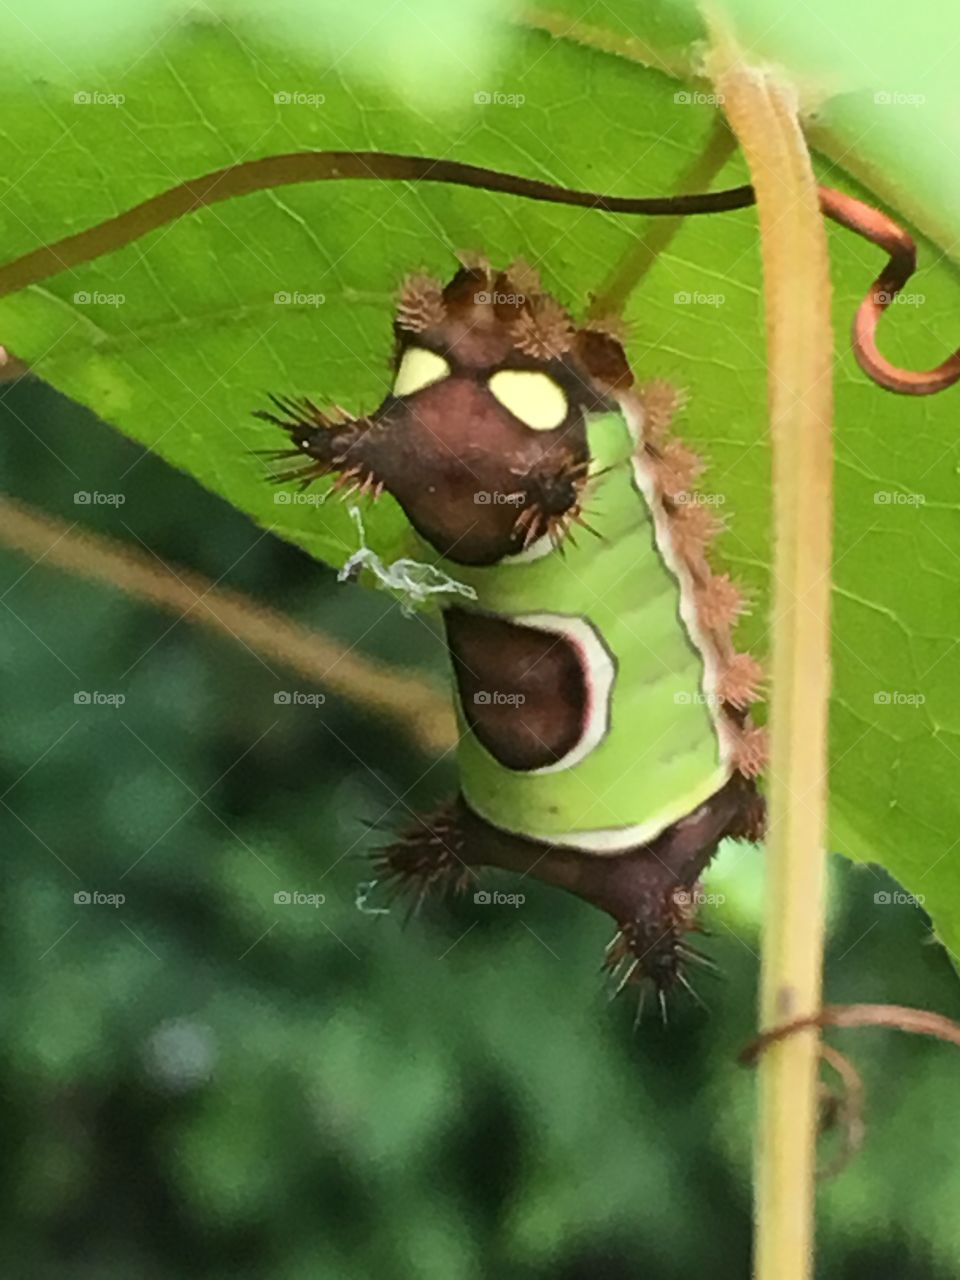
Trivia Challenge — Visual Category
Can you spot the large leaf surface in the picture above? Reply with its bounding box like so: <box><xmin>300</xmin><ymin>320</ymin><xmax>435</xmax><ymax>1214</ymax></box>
<box><xmin>1</xmin><ymin>2</ymin><xmax>959</xmax><ymax>959</ymax></box>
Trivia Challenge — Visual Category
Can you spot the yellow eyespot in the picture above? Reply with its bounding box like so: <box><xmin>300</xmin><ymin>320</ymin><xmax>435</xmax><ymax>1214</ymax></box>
<box><xmin>392</xmin><ymin>347</ymin><xmax>451</xmax><ymax>397</ymax></box>
<box><xmin>488</xmin><ymin>369</ymin><xmax>568</xmax><ymax>431</ymax></box>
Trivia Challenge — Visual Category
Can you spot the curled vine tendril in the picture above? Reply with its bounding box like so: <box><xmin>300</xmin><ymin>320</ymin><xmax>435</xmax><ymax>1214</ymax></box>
<box><xmin>0</xmin><ymin>150</ymin><xmax>956</xmax><ymax>394</ymax></box>
<box><xmin>740</xmin><ymin>1003</ymin><xmax>960</xmax><ymax>1177</ymax></box>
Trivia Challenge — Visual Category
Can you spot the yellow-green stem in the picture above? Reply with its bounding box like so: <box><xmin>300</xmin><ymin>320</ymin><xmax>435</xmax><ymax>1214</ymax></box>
<box><xmin>705</xmin><ymin>18</ymin><xmax>835</xmax><ymax>1280</ymax></box>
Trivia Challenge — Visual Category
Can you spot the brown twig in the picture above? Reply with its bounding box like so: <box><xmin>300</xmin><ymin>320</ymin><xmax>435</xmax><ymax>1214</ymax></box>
<box><xmin>816</xmin><ymin>1042</ymin><xmax>865</xmax><ymax>1181</ymax></box>
<box><xmin>0</xmin><ymin>148</ymin><xmax>954</xmax><ymax>393</ymax></box>
<box><xmin>740</xmin><ymin>1002</ymin><xmax>960</xmax><ymax>1065</ymax></box>
<box><xmin>740</xmin><ymin>1002</ymin><xmax>960</xmax><ymax>1183</ymax></box>
<box><xmin>0</xmin><ymin>495</ymin><xmax>455</xmax><ymax>754</ymax></box>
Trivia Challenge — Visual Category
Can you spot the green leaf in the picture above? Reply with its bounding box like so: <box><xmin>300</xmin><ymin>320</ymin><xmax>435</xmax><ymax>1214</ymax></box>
<box><xmin>2</xmin><ymin>2</ymin><xmax>959</xmax><ymax>963</ymax></box>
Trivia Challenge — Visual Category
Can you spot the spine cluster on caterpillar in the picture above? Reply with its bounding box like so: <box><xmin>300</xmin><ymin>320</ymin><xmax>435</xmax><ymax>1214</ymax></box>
<box><xmin>255</xmin><ymin>395</ymin><xmax>387</xmax><ymax>504</ymax></box>
<box><xmin>630</xmin><ymin>376</ymin><xmax>768</xmax><ymax>780</ymax></box>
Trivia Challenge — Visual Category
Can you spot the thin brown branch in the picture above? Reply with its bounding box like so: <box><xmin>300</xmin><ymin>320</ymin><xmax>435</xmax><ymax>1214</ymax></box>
<box><xmin>0</xmin><ymin>495</ymin><xmax>455</xmax><ymax>754</ymax></box>
<box><xmin>816</xmin><ymin>1042</ymin><xmax>865</xmax><ymax>1180</ymax></box>
<box><xmin>0</xmin><ymin>151</ymin><xmax>759</xmax><ymax>302</ymax></box>
<box><xmin>740</xmin><ymin>1002</ymin><xmax>960</xmax><ymax>1182</ymax></box>
<box><xmin>741</xmin><ymin>1002</ymin><xmax>960</xmax><ymax>1063</ymax></box>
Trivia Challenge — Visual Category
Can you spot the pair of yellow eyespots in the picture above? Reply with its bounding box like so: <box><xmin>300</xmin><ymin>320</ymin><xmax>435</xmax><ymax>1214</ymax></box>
<box><xmin>392</xmin><ymin>347</ymin><xmax>568</xmax><ymax>432</ymax></box>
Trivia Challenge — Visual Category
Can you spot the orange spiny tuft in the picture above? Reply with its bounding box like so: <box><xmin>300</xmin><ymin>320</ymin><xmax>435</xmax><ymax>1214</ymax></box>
<box><xmin>731</xmin><ymin>724</ymin><xmax>769</xmax><ymax>778</ymax></box>
<box><xmin>583</xmin><ymin>312</ymin><xmax>631</xmax><ymax>345</ymax></box>
<box><xmin>513</xmin><ymin>503</ymin><xmax>545</xmax><ymax>549</ymax></box>
<box><xmin>502</xmin><ymin>257</ymin><xmax>541</xmax><ymax>297</ymax></box>
<box><xmin>326</xmin><ymin>404</ymin><xmax>356</xmax><ymax>426</ymax></box>
<box><xmin>511</xmin><ymin>296</ymin><xmax>574</xmax><ymax>359</ymax></box>
<box><xmin>669</xmin><ymin>501</ymin><xmax>723</xmax><ymax>560</ymax></box>
<box><xmin>455</xmin><ymin>249</ymin><xmax>493</xmax><ymax>280</ymax></box>
<box><xmin>697</xmin><ymin>573</ymin><xmax>746</xmax><ymax>630</ymax></box>
<box><xmin>717</xmin><ymin>652</ymin><xmax>765</xmax><ymax>709</ymax></box>
<box><xmin>396</xmin><ymin>274</ymin><xmax>446</xmax><ymax>332</ymax></box>
<box><xmin>653</xmin><ymin>439</ymin><xmax>705</xmax><ymax>498</ymax></box>
<box><xmin>640</xmin><ymin>378</ymin><xmax>688</xmax><ymax>443</ymax></box>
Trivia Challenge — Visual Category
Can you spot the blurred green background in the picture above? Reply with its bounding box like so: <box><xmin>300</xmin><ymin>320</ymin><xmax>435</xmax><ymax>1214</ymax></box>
<box><xmin>1</xmin><ymin>374</ymin><xmax>959</xmax><ymax>1280</ymax></box>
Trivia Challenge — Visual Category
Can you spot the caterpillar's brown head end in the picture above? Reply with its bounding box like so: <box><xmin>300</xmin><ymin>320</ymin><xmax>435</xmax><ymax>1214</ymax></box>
<box><xmin>261</xmin><ymin>261</ymin><xmax>634</xmax><ymax>566</ymax></box>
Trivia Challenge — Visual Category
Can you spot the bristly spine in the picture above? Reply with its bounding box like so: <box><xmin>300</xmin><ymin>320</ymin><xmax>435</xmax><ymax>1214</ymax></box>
<box><xmin>396</xmin><ymin>273</ymin><xmax>447</xmax><ymax>333</ymax></box>
<box><xmin>625</xmin><ymin>379</ymin><xmax>768</xmax><ymax>780</ymax></box>
<box><xmin>254</xmin><ymin>394</ymin><xmax>385</xmax><ymax>502</ymax></box>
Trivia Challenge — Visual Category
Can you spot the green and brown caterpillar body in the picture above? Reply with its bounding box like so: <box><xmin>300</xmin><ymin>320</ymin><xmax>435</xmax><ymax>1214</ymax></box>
<box><xmin>260</xmin><ymin>258</ymin><xmax>766</xmax><ymax>999</ymax></box>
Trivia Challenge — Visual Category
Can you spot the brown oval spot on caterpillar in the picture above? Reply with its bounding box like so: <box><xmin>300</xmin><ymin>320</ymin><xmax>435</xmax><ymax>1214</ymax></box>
<box><xmin>443</xmin><ymin>608</ymin><xmax>592</xmax><ymax>771</ymax></box>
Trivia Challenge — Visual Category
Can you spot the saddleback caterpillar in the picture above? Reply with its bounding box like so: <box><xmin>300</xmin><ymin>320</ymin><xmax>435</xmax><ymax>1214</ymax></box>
<box><xmin>260</xmin><ymin>257</ymin><xmax>768</xmax><ymax>1006</ymax></box>
<box><xmin>255</xmin><ymin>156</ymin><xmax>959</xmax><ymax>1009</ymax></box>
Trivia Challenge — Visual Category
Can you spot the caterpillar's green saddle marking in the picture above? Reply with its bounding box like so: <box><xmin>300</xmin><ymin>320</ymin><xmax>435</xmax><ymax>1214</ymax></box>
<box><xmin>443</xmin><ymin>409</ymin><xmax>732</xmax><ymax>852</ymax></box>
